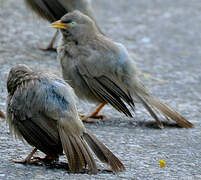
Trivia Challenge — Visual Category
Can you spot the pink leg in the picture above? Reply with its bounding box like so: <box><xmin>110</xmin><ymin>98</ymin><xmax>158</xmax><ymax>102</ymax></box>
<box><xmin>12</xmin><ymin>148</ymin><xmax>39</xmax><ymax>164</ymax></box>
<box><xmin>40</xmin><ymin>31</ymin><xmax>58</xmax><ymax>52</ymax></box>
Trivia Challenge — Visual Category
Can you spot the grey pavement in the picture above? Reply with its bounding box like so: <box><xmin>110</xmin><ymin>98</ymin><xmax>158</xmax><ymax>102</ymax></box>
<box><xmin>0</xmin><ymin>0</ymin><xmax>201</xmax><ymax>179</ymax></box>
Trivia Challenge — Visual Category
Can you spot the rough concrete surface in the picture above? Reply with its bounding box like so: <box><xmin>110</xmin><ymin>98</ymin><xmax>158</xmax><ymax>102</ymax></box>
<box><xmin>0</xmin><ymin>0</ymin><xmax>201</xmax><ymax>179</ymax></box>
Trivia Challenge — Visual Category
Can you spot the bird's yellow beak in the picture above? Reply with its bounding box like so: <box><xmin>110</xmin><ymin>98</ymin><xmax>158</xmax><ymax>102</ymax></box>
<box><xmin>51</xmin><ymin>20</ymin><xmax>70</xmax><ymax>29</ymax></box>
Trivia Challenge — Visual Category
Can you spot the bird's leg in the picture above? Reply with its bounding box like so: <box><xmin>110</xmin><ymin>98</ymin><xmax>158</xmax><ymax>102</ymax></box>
<box><xmin>81</xmin><ymin>103</ymin><xmax>107</xmax><ymax>123</ymax></box>
<box><xmin>12</xmin><ymin>148</ymin><xmax>38</xmax><ymax>164</ymax></box>
<box><xmin>40</xmin><ymin>30</ymin><xmax>58</xmax><ymax>51</ymax></box>
<box><xmin>0</xmin><ymin>110</ymin><xmax>5</xmax><ymax>119</ymax></box>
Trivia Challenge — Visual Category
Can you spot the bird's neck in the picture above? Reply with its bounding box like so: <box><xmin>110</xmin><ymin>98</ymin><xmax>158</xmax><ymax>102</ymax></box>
<box><xmin>61</xmin><ymin>35</ymin><xmax>79</xmax><ymax>46</ymax></box>
<box><xmin>61</xmin><ymin>31</ymin><xmax>98</xmax><ymax>46</ymax></box>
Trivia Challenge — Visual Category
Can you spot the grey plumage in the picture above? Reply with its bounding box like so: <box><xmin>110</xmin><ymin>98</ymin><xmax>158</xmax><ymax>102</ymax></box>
<box><xmin>54</xmin><ymin>11</ymin><xmax>193</xmax><ymax>128</ymax></box>
<box><xmin>6</xmin><ymin>64</ymin><xmax>125</xmax><ymax>174</ymax></box>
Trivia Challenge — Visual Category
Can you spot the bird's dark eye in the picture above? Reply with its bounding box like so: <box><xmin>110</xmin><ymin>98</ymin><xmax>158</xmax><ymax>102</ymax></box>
<box><xmin>62</xmin><ymin>20</ymin><xmax>72</xmax><ymax>24</ymax></box>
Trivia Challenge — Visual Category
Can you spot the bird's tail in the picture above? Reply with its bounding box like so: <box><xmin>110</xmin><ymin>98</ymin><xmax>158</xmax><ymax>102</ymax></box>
<box><xmin>24</xmin><ymin>0</ymin><xmax>68</xmax><ymax>22</ymax></box>
<box><xmin>0</xmin><ymin>110</ymin><xmax>5</xmax><ymax>119</ymax></box>
<box><xmin>83</xmin><ymin>130</ymin><xmax>125</xmax><ymax>173</ymax></box>
<box><xmin>134</xmin><ymin>87</ymin><xmax>194</xmax><ymax>128</ymax></box>
<box><xmin>58</xmin><ymin>124</ymin><xmax>125</xmax><ymax>174</ymax></box>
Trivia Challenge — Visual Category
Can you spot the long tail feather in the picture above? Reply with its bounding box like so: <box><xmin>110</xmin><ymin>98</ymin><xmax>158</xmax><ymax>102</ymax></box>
<box><xmin>148</xmin><ymin>96</ymin><xmax>194</xmax><ymax>128</ymax></box>
<box><xmin>58</xmin><ymin>126</ymin><xmax>98</xmax><ymax>174</ymax></box>
<box><xmin>135</xmin><ymin>91</ymin><xmax>194</xmax><ymax>128</ymax></box>
<box><xmin>83</xmin><ymin>131</ymin><xmax>126</xmax><ymax>173</ymax></box>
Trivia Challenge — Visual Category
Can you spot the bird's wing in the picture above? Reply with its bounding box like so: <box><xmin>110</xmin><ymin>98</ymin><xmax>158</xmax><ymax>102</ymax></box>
<box><xmin>7</xmin><ymin>77</ymin><xmax>73</xmax><ymax>154</ymax></box>
<box><xmin>77</xmin><ymin>42</ymin><xmax>135</xmax><ymax>117</ymax></box>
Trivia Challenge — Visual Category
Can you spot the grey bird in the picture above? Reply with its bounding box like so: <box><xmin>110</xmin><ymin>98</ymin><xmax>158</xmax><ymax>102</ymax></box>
<box><xmin>0</xmin><ymin>109</ymin><xmax>5</xmax><ymax>119</ymax></box>
<box><xmin>6</xmin><ymin>64</ymin><xmax>125</xmax><ymax>174</ymax></box>
<box><xmin>24</xmin><ymin>0</ymin><xmax>102</xmax><ymax>51</ymax></box>
<box><xmin>52</xmin><ymin>10</ymin><xmax>194</xmax><ymax>128</ymax></box>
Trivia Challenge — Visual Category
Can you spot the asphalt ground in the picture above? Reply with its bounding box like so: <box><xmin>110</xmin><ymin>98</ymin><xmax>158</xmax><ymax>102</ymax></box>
<box><xmin>0</xmin><ymin>0</ymin><xmax>201</xmax><ymax>179</ymax></box>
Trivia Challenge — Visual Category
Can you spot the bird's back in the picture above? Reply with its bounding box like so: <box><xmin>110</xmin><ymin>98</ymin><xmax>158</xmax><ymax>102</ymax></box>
<box><xmin>6</xmin><ymin>72</ymin><xmax>76</xmax><ymax>157</ymax></box>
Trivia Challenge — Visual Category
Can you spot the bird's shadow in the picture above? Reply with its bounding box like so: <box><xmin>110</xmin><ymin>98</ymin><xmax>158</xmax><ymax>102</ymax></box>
<box><xmin>25</xmin><ymin>161</ymin><xmax>113</xmax><ymax>174</ymax></box>
<box><xmin>92</xmin><ymin>117</ymin><xmax>181</xmax><ymax>129</ymax></box>
<box><xmin>137</xmin><ymin>121</ymin><xmax>180</xmax><ymax>129</ymax></box>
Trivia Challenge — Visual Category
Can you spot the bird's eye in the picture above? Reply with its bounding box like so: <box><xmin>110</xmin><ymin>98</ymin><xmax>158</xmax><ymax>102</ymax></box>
<box><xmin>68</xmin><ymin>21</ymin><xmax>77</xmax><ymax>27</ymax></box>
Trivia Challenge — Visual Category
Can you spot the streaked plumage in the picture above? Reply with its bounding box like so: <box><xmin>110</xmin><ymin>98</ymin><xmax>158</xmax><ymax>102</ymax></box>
<box><xmin>54</xmin><ymin>11</ymin><xmax>194</xmax><ymax>128</ymax></box>
<box><xmin>6</xmin><ymin>64</ymin><xmax>125</xmax><ymax>174</ymax></box>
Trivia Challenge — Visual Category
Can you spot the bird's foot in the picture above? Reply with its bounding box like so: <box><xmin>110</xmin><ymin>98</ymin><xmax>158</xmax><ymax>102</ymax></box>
<box><xmin>12</xmin><ymin>158</ymin><xmax>40</xmax><ymax>164</ymax></box>
<box><xmin>12</xmin><ymin>157</ymin><xmax>39</xmax><ymax>164</ymax></box>
<box><xmin>39</xmin><ymin>46</ymin><xmax>57</xmax><ymax>52</ymax></box>
<box><xmin>80</xmin><ymin>103</ymin><xmax>107</xmax><ymax>123</ymax></box>
<box><xmin>80</xmin><ymin>113</ymin><xmax>106</xmax><ymax>123</ymax></box>
<box><xmin>12</xmin><ymin>148</ymin><xmax>38</xmax><ymax>164</ymax></box>
<box><xmin>12</xmin><ymin>155</ymin><xmax>57</xmax><ymax>164</ymax></box>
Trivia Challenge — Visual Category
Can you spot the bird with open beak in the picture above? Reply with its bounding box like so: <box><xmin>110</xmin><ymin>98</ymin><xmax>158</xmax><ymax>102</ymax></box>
<box><xmin>51</xmin><ymin>10</ymin><xmax>194</xmax><ymax>128</ymax></box>
<box><xmin>6</xmin><ymin>64</ymin><xmax>125</xmax><ymax>174</ymax></box>
<box><xmin>24</xmin><ymin>0</ymin><xmax>102</xmax><ymax>51</ymax></box>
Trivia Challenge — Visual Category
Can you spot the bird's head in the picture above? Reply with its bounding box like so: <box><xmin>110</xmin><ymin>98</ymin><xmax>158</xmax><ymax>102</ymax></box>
<box><xmin>51</xmin><ymin>10</ymin><xmax>98</xmax><ymax>42</ymax></box>
<box><xmin>7</xmin><ymin>64</ymin><xmax>32</xmax><ymax>94</ymax></box>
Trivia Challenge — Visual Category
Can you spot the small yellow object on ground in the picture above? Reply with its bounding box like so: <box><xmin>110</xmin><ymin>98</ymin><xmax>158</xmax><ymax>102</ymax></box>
<box><xmin>159</xmin><ymin>160</ymin><xmax>166</xmax><ymax>168</ymax></box>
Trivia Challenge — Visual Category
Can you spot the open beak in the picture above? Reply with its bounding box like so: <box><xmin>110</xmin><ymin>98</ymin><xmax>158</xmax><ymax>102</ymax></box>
<box><xmin>51</xmin><ymin>20</ymin><xmax>70</xmax><ymax>29</ymax></box>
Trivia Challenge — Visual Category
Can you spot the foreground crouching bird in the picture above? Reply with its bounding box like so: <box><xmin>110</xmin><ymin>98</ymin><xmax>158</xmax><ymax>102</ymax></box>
<box><xmin>6</xmin><ymin>64</ymin><xmax>125</xmax><ymax>174</ymax></box>
<box><xmin>52</xmin><ymin>11</ymin><xmax>194</xmax><ymax>128</ymax></box>
<box><xmin>24</xmin><ymin>0</ymin><xmax>101</xmax><ymax>51</ymax></box>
